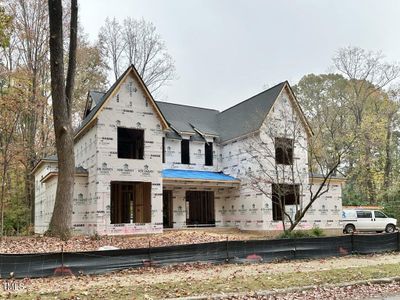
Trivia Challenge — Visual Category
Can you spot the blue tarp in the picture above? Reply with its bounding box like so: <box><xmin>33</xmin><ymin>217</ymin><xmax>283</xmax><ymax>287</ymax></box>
<box><xmin>162</xmin><ymin>169</ymin><xmax>239</xmax><ymax>181</ymax></box>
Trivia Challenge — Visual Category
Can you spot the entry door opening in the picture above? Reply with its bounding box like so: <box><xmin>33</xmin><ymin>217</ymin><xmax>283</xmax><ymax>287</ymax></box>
<box><xmin>186</xmin><ymin>191</ymin><xmax>215</xmax><ymax>226</ymax></box>
<box><xmin>163</xmin><ymin>190</ymin><xmax>173</xmax><ymax>228</ymax></box>
<box><xmin>110</xmin><ymin>182</ymin><xmax>151</xmax><ymax>224</ymax></box>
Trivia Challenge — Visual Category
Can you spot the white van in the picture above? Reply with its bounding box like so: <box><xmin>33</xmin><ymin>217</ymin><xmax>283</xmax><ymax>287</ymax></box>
<box><xmin>341</xmin><ymin>209</ymin><xmax>397</xmax><ymax>234</ymax></box>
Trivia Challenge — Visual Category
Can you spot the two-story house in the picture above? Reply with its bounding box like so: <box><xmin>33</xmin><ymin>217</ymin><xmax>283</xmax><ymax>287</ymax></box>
<box><xmin>32</xmin><ymin>65</ymin><xmax>344</xmax><ymax>235</ymax></box>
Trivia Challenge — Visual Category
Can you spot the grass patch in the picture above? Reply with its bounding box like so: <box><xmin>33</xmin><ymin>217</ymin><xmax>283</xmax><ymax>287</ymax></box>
<box><xmin>7</xmin><ymin>262</ymin><xmax>400</xmax><ymax>300</ymax></box>
<box><xmin>278</xmin><ymin>227</ymin><xmax>325</xmax><ymax>239</ymax></box>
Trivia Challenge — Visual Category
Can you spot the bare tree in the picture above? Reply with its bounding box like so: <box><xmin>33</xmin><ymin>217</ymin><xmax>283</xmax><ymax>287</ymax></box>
<box><xmin>72</xmin><ymin>32</ymin><xmax>108</xmax><ymax>123</ymax></box>
<box><xmin>98</xmin><ymin>17</ymin><xmax>176</xmax><ymax>93</ymax></box>
<box><xmin>46</xmin><ymin>0</ymin><xmax>77</xmax><ymax>239</ymax></box>
<box><xmin>98</xmin><ymin>17</ymin><xmax>125</xmax><ymax>81</ymax></box>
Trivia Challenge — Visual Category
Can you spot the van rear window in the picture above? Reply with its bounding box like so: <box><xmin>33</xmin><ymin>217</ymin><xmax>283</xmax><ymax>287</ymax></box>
<box><xmin>356</xmin><ymin>211</ymin><xmax>372</xmax><ymax>218</ymax></box>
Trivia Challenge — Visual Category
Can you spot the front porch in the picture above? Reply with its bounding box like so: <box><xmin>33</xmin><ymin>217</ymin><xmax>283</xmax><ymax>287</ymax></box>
<box><xmin>162</xmin><ymin>169</ymin><xmax>240</xmax><ymax>228</ymax></box>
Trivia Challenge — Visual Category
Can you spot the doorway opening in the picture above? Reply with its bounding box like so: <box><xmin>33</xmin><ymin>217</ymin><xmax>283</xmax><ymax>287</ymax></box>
<box><xmin>185</xmin><ymin>191</ymin><xmax>215</xmax><ymax>226</ymax></box>
<box><xmin>163</xmin><ymin>190</ymin><xmax>173</xmax><ymax>228</ymax></box>
<box><xmin>110</xmin><ymin>181</ymin><xmax>151</xmax><ymax>224</ymax></box>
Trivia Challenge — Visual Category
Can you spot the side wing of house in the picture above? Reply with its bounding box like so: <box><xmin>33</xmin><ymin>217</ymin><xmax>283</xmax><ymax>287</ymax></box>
<box><xmin>218</xmin><ymin>83</ymin><xmax>342</xmax><ymax>231</ymax></box>
<box><xmin>33</xmin><ymin>157</ymin><xmax>89</xmax><ymax>234</ymax></box>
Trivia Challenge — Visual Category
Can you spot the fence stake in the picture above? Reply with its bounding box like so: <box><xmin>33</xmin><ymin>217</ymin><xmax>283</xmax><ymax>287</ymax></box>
<box><xmin>148</xmin><ymin>239</ymin><xmax>152</xmax><ymax>266</ymax></box>
<box><xmin>61</xmin><ymin>244</ymin><xmax>64</xmax><ymax>270</ymax></box>
<box><xmin>293</xmin><ymin>238</ymin><xmax>296</xmax><ymax>259</ymax></box>
<box><xmin>397</xmin><ymin>231</ymin><xmax>400</xmax><ymax>252</ymax></box>
<box><xmin>226</xmin><ymin>236</ymin><xmax>229</xmax><ymax>262</ymax></box>
<box><xmin>351</xmin><ymin>233</ymin><xmax>354</xmax><ymax>254</ymax></box>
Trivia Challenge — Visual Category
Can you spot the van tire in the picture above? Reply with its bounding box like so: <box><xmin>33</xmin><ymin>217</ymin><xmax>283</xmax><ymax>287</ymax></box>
<box><xmin>385</xmin><ymin>224</ymin><xmax>396</xmax><ymax>233</ymax></box>
<box><xmin>345</xmin><ymin>224</ymin><xmax>355</xmax><ymax>234</ymax></box>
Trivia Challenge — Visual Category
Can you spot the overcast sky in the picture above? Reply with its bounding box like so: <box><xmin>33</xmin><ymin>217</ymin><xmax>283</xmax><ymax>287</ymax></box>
<box><xmin>79</xmin><ymin>0</ymin><xmax>400</xmax><ymax>111</ymax></box>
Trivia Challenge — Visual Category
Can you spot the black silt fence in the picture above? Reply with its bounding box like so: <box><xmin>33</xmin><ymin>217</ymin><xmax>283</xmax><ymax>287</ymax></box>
<box><xmin>0</xmin><ymin>232</ymin><xmax>399</xmax><ymax>279</ymax></box>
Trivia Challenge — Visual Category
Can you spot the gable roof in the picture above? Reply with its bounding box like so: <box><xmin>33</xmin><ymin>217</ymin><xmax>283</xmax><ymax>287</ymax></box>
<box><xmin>31</xmin><ymin>154</ymin><xmax>58</xmax><ymax>174</ymax></box>
<box><xmin>77</xmin><ymin>67</ymin><xmax>311</xmax><ymax>143</ymax></box>
<box><xmin>75</xmin><ymin>65</ymin><xmax>169</xmax><ymax>140</ymax></box>
<box><xmin>217</xmin><ymin>81</ymin><xmax>286</xmax><ymax>142</ymax></box>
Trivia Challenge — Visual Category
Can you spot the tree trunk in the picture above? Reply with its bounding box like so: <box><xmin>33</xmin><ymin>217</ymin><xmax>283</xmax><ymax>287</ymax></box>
<box><xmin>383</xmin><ymin>116</ymin><xmax>393</xmax><ymax>195</ymax></box>
<box><xmin>46</xmin><ymin>0</ymin><xmax>77</xmax><ymax>240</ymax></box>
<box><xmin>0</xmin><ymin>162</ymin><xmax>7</xmax><ymax>237</ymax></box>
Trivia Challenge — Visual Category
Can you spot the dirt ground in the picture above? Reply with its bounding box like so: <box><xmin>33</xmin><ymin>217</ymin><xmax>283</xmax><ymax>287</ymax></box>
<box><xmin>2</xmin><ymin>251</ymin><xmax>400</xmax><ymax>299</ymax></box>
<box><xmin>0</xmin><ymin>228</ymin><xmax>302</xmax><ymax>254</ymax></box>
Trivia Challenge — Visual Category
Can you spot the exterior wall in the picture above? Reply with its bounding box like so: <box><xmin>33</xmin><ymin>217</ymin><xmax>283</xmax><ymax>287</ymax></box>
<box><xmin>34</xmin><ymin>162</ymin><xmax>89</xmax><ymax>234</ymax></box>
<box><xmin>94</xmin><ymin>72</ymin><xmax>164</xmax><ymax>235</ymax></box>
<box><xmin>218</xmin><ymin>89</ymin><xmax>342</xmax><ymax>231</ymax></box>
<box><xmin>219</xmin><ymin>137</ymin><xmax>269</xmax><ymax>230</ymax></box>
<box><xmin>300</xmin><ymin>180</ymin><xmax>343</xmax><ymax>230</ymax></box>
<box><xmin>163</xmin><ymin>135</ymin><xmax>220</xmax><ymax>171</ymax></box>
<box><xmin>34</xmin><ymin>162</ymin><xmax>57</xmax><ymax>233</ymax></box>
<box><xmin>74</xmin><ymin>125</ymin><xmax>98</xmax><ymax>234</ymax></box>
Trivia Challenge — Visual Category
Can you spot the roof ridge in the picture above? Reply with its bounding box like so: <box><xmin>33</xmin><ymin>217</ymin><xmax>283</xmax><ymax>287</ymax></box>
<box><xmin>218</xmin><ymin>81</ymin><xmax>286</xmax><ymax>114</ymax></box>
<box><xmin>156</xmin><ymin>100</ymin><xmax>220</xmax><ymax>112</ymax></box>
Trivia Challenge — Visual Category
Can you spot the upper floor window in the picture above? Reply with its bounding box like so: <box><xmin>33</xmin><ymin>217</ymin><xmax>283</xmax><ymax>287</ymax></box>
<box><xmin>117</xmin><ymin>127</ymin><xmax>144</xmax><ymax>159</ymax></box>
<box><xmin>205</xmin><ymin>142</ymin><xmax>213</xmax><ymax>166</ymax></box>
<box><xmin>275</xmin><ymin>137</ymin><xmax>293</xmax><ymax>165</ymax></box>
<box><xmin>181</xmin><ymin>139</ymin><xmax>190</xmax><ymax>164</ymax></box>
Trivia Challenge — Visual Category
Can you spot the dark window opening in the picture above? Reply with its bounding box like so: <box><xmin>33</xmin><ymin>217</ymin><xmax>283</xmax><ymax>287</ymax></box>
<box><xmin>110</xmin><ymin>181</ymin><xmax>151</xmax><ymax>224</ymax></box>
<box><xmin>117</xmin><ymin>127</ymin><xmax>144</xmax><ymax>159</ymax></box>
<box><xmin>275</xmin><ymin>137</ymin><xmax>293</xmax><ymax>165</ymax></box>
<box><xmin>186</xmin><ymin>191</ymin><xmax>215</xmax><ymax>226</ymax></box>
<box><xmin>272</xmin><ymin>184</ymin><xmax>300</xmax><ymax>221</ymax></box>
<box><xmin>162</xmin><ymin>137</ymin><xmax>165</xmax><ymax>163</ymax></box>
<box><xmin>205</xmin><ymin>142</ymin><xmax>213</xmax><ymax>166</ymax></box>
<box><xmin>181</xmin><ymin>139</ymin><xmax>190</xmax><ymax>164</ymax></box>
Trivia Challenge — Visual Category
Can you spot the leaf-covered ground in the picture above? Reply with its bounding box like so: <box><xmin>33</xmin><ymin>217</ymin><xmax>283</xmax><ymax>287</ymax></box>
<box><xmin>0</xmin><ymin>229</ymin><xmax>275</xmax><ymax>253</ymax></box>
<box><xmin>2</xmin><ymin>252</ymin><xmax>400</xmax><ymax>299</ymax></box>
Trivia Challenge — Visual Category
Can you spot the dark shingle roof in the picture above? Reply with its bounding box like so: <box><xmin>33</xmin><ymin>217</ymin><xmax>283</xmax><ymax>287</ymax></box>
<box><xmin>41</xmin><ymin>155</ymin><xmax>87</xmax><ymax>174</ymax></box>
<box><xmin>89</xmin><ymin>91</ymin><xmax>106</xmax><ymax>106</ymax></box>
<box><xmin>217</xmin><ymin>82</ymin><xmax>286</xmax><ymax>142</ymax></box>
<box><xmin>156</xmin><ymin>101</ymin><xmax>220</xmax><ymax>136</ymax></box>
<box><xmin>43</xmin><ymin>154</ymin><xmax>58</xmax><ymax>161</ymax></box>
<box><xmin>156</xmin><ymin>82</ymin><xmax>286</xmax><ymax>142</ymax></box>
<box><xmin>75</xmin><ymin>166</ymin><xmax>88</xmax><ymax>174</ymax></box>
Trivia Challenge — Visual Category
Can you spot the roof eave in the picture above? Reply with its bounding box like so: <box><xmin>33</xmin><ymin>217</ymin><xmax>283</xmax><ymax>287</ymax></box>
<box><xmin>40</xmin><ymin>171</ymin><xmax>88</xmax><ymax>183</ymax></box>
<box><xmin>31</xmin><ymin>159</ymin><xmax>58</xmax><ymax>175</ymax></box>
